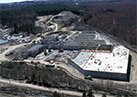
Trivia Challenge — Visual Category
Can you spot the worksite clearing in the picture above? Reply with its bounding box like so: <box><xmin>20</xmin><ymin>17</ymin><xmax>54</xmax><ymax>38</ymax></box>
<box><xmin>0</xmin><ymin>11</ymin><xmax>137</xmax><ymax>95</ymax></box>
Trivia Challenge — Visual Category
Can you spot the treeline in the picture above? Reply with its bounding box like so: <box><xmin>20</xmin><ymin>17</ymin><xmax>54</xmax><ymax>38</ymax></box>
<box><xmin>0</xmin><ymin>61</ymin><xmax>93</xmax><ymax>91</ymax></box>
<box><xmin>22</xmin><ymin>4</ymin><xmax>80</xmax><ymax>15</ymax></box>
<box><xmin>0</xmin><ymin>3</ymin><xmax>92</xmax><ymax>34</ymax></box>
<box><xmin>85</xmin><ymin>1</ymin><xmax>137</xmax><ymax>45</ymax></box>
<box><xmin>0</xmin><ymin>61</ymin><xmax>132</xmax><ymax>97</ymax></box>
<box><xmin>0</xmin><ymin>9</ymin><xmax>38</xmax><ymax>34</ymax></box>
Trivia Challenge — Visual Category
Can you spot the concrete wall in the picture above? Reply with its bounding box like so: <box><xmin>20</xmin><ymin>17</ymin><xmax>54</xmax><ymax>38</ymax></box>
<box><xmin>68</xmin><ymin>58</ymin><xmax>128</xmax><ymax>81</ymax></box>
<box><xmin>67</xmin><ymin>58</ymin><xmax>84</xmax><ymax>74</ymax></box>
<box><xmin>84</xmin><ymin>70</ymin><xmax>127</xmax><ymax>81</ymax></box>
<box><xmin>44</xmin><ymin>44</ymin><xmax>82</xmax><ymax>50</ymax></box>
<box><xmin>44</xmin><ymin>44</ymin><xmax>113</xmax><ymax>51</ymax></box>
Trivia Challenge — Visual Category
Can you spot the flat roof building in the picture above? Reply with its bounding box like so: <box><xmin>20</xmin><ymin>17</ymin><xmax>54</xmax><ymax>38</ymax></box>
<box><xmin>68</xmin><ymin>46</ymin><xmax>130</xmax><ymax>81</ymax></box>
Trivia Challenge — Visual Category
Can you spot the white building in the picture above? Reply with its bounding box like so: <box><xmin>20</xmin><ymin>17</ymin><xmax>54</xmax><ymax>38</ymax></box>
<box><xmin>68</xmin><ymin>45</ymin><xmax>130</xmax><ymax>81</ymax></box>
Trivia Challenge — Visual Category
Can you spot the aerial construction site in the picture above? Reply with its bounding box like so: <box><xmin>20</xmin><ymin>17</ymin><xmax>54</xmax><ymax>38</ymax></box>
<box><xmin>0</xmin><ymin>11</ymin><xmax>137</xmax><ymax>97</ymax></box>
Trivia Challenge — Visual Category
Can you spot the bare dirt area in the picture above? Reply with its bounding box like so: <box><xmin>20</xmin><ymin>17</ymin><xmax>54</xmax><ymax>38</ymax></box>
<box><xmin>0</xmin><ymin>80</ymin><xmax>80</xmax><ymax>97</ymax></box>
<box><xmin>0</xmin><ymin>61</ymin><xmax>137</xmax><ymax>96</ymax></box>
<box><xmin>0</xmin><ymin>61</ymin><xmax>121</xmax><ymax>96</ymax></box>
<box><xmin>129</xmin><ymin>51</ymin><xmax>137</xmax><ymax>83</ymax></box>
<box><xmin>0</xmin><ymin>10</ymin><xmax>137</xmax><ymax>97</ymax></box>
<box><xmin>0</xmin><ymin>44</ymin><xmax>26</xmax><ymax>61</ymax></box>
<box><xmin>0</xmin><ymin>80</ymin><xmax>116</xmax><ymax>97</ymax></box>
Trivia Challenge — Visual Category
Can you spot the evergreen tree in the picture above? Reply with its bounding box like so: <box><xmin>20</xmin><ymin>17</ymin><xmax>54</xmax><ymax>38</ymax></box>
<box><xmin>31</xmin><ymin>72</ymin><xmax>36</xmax><ymax>81</ymax></box>
<box><xmin>102</xmin><ymin>94</ymin><xmax>107</xmax><ymax>97</ymax></box>
<box><xmin>82</xmin><ymin>92</ymin><xmax>86</xmax><ymax>97</ymax></box>
<box><xmin>116</xmin><ymin>92</ymin><xmax>122</xmax><ymax>97</ymax></box>
<box><xmin>87</xmin><ymin>89</ymin><xmax>94</xmax><ymax>97</ymax></box>
<box><xmin>53</xmin><ymin>91</ymin><xmax>60</xmax><ymax>97</ymax></box>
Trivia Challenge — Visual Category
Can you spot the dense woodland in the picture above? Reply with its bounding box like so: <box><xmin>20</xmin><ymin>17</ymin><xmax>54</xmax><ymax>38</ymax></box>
<box><xmin>0</xmin><ymin>1</ymin><xmax>136</xmax><ymax>45</ymax></box>
<box><xmin>85</xmin><ymin>1</ymin><xmax>137</xmax><ymax>45</ymax></box>
<box><xmin>0</xmin><ymin>4</ymin><xmax>91</xmax><ymax>35</ymax></box>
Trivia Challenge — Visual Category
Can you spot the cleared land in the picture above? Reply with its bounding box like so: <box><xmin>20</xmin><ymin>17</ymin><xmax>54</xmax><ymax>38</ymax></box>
<box><xmin>0</xmin><ymin>10</ymin><xmax>136</xmax><ymax>97</ymax></box>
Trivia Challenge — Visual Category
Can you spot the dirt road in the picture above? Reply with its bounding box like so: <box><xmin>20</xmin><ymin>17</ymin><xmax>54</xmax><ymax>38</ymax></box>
<box><xmin>24</xmin><ymin>59</ymin><xmax>84</xmax><ymax>80</ymax></box>
<box><xmin>0</xmin><ymin>78</ymin><xmax>115</xmax><ymax>97</ymax></box>
<box><xmin>129</xmin><ymin>50</ymin><xmax>137</xmax><ymax>83</ymax></box>
<box><xmin>47</xmin><ymin>15</ymin><xmax>59</xmax><ymax>31</ymax></box>
<box><xmin>0</xmin><ymin>44</ymin><xmax>25</xmax><ymax>61</ymax></box>
<box><xmin>0</xmin><ymin>78</ymin><xmax>82</xmax><ymax>96</ymax></box>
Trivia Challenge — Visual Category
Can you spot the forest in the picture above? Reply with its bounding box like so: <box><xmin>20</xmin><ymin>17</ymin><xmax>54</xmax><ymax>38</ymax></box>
<box><xmin>84</xmin><ymin>1</ymin><xmax>137</xmax><ymax>45</ymax></box>
<box><xmin>0</xmin><ymin>1</ymin><xmax>136</xmax><ymax>46</ymax></box>
<box><xmin>0</xmin><ymin>3</ymin><xmax>91</xmax><ymax>35</ymax></box>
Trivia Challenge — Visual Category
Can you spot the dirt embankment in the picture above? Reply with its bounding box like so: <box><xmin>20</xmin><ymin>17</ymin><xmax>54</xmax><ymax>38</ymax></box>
<box><xmin>0</xmin><ymin>61</ymin><xmax>137</xmax><ymax>97</ymax></box>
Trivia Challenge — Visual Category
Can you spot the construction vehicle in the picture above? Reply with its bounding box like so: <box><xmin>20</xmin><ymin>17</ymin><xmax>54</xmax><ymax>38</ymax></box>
<box><xmin>58</xmin><ymin>46</ymin><xmax>64</xmax><ymax>52</ymax></box>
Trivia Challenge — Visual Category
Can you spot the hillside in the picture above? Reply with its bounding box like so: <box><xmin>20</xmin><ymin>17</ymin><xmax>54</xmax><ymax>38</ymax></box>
<box><xmin>84</xmin><ymin>1</ymin><xmax>136</xmax><ymax>46</ymax></box>
<box><xmin>0</xmin><ymin>1</ymin><xmax>136</xmax><ymax>49</ymax></box>
<box><xmin>0</xmin><ymin>1</ymin><xmax>137</xmax><ymax>97</ymax></box>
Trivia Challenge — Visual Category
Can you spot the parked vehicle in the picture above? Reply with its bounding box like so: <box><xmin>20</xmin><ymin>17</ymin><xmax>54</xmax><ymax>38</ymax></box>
<box><xmin>85</xmin><ymin>75</ymin><xmax>93</xmax><ymax>80</ymax></box>
<box><xmin>5</xmin><ymin>51</ymin><xmax>14</xmax><ymax>56</ymax></box>
<box><xmin>45</xmin><ymin>64</ymin><xmax>55</xmax><ymax>68</ymax></box>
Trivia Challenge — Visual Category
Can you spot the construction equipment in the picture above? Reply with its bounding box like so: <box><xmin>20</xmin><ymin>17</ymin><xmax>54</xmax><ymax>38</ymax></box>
<box><xmin>58</xmin><ymin>46</ymin><xmax>64</xmax><ymax>52</ymax></box>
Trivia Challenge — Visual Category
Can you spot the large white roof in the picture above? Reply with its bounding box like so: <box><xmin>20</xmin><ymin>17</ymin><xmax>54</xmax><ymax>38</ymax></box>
<box><xmin>72</xmin><ymin>45</ymin><xmax>129</xmax><ymax>74</ymax></box>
